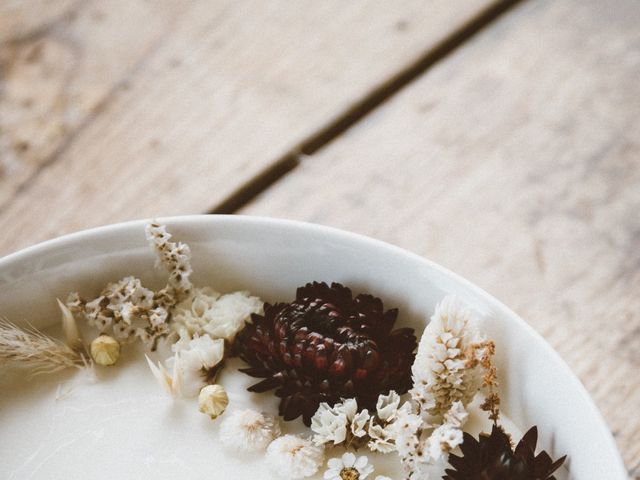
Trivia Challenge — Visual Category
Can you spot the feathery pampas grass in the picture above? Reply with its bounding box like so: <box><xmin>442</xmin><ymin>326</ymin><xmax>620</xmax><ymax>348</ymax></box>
<box><xmin>0</xmin><ymin>318</ymin><xmax>88</xmax><ymax>375</ymax></box>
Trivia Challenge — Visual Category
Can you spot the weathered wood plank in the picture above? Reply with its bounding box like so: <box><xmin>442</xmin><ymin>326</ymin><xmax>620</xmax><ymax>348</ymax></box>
<box><xmin>0</xmin><ymin>0</ymin><xmax>190</xmax><ymax>207</ymax></box>
<box><xmin>0</xmin><ymin>0</ymin><xmax>498</xmax><ymax>256</ymax></box>
<box><xmin>242</xmin><ymin>0</ymin><xmax>640</xmax><ymax>473</ymax></box>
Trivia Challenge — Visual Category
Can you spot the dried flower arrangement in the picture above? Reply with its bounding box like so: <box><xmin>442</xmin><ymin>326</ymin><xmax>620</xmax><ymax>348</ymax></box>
<box><xmin>0</xmin><ymin>222</ymin><xmax>566</xmax><ymax>480</ymax></box>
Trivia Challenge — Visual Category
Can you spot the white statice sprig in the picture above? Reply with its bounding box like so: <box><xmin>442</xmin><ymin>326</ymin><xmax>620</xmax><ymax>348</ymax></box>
<box><xmin>172</xmin><ymin>287</ymin><xmax>263</xmax><ymax>344</ymax></box>
<box><xmin>219</xmin><ymin>409</ymin><xmax>281</xmax><ymax>452</ymax></box>
<box><xmin>145</xmin><ymin>222</ymin><xmax>193</xmax><ymax>304</ymax></box>
<box><xmin>324</xmin><ymin>452</ymin><xmax>374</xmax><ymax>480</ymax></box>
<box><xmin>266</xmin><ymin>434</ymin><xmax>324</xmax><ymax>479</ymax></box>
<box><xmin>66</xmin><ymin>222</ymin><xmax>197</xmax><ymax>348</ymax></box>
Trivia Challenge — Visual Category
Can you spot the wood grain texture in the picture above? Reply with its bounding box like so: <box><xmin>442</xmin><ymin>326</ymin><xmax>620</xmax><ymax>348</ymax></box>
<box><xmin>0</xmin><ymin>0</ymin><xmax>189</xmax><ymax>207</ymax></box>
<box><xmin>0</xmin><ymin>0</ymin><xmax>496</xmax><ymax>256</ymax></box>
<box><xmin>241</xmin><ymin>0</ymin><xmax>640</xmax><ymax>474</ymax></box>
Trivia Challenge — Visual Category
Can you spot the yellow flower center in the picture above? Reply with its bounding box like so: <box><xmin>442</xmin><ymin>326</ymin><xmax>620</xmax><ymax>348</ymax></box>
<box><xmin>340</xmin><ymin>467</ymin><xmax>360</xmax><ymax>480</ymax></box>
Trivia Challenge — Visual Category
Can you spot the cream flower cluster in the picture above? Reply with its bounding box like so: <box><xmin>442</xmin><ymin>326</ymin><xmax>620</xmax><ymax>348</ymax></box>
<box><xmin>409</xmin><ymin>295</ymin><xmax>483</xmax><ymax>419</ymax></box>
<box><xmin>311</xmin><ymin>398</ymin><xmax>369</xmax><ymax>446</ymax></box>
<box><xmin>172</xmin><ymin>287</ymin><xmax>263</xmax><ymax>343</ymax></box>
<box><xmin>146</xmin><ymin>333</ymin><xmax>224</xmax><ymax>397</ymax></box>
<box><xmin>67</xmin><ymin>276</ymin><xmax>170</xmax><ymax>345</ymax></box>
<box><xmin>67</xmin><ymin>222</ymin><xmax>197</xmax><ymax>346</ymax></box>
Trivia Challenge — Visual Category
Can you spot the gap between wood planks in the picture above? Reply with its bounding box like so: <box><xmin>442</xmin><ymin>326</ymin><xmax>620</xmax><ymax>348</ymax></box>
<box><xmin>211</xmin><ymin>0</ymin><xmax>525</xmax><ymax>215</ymax></box>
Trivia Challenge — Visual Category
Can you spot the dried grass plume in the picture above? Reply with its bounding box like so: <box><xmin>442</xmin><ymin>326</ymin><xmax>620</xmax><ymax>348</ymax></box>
<box><xmin>0</xmin><ymin>318</ymin><xmax>88</xmax><ymax>375</ymax></box>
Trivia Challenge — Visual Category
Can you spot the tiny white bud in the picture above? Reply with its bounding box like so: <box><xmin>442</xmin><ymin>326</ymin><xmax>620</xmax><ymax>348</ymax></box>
<box><xmin>198</xmin><ymin>384</ymin><xmax>229</xmax><ymax>420</ymax></box>
<box><xmin>90</xmin><ymin>335</ymin><xmax>120</xmax><ymax>366</ymax></box>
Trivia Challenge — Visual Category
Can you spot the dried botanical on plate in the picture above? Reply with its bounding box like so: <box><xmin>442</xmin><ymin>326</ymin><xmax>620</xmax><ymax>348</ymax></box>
<box><xmin>444</xmin><ymin>424</ymin><xmax>566</xmax><ymax>480</ymax></box>
<box><xmin>198</xmin><ymin>384</ymin><xmax>229</xmax><ymax>419</ymax></box>
<box><xmin>146</xmin><ymin>333</ymin><xmax>224</xmax><ymax>397</ymax></box>
<box><xmin>0</xmin><ymin>318</ymin><xmax>88</xmax><ymax>375</ymax></box>
<box><xmin>219</xmin><ymin>409</ymin><xmax>281</xmax><ymax>453</ymax></box>
<box><xmin>266</xmin><ymin>434</ymin><xmax>325</xmax><ymax>479</ymax></box>
<box><xmin>409</xmin><ymin>295</ymin><xmax>484</xmax><ymax>420</ymax></box>
<box><xmin>172</xmin><ymin>287</ymin><xmax>263</xmax><ymax>344</ymax></box>
<box><xmin>90</xmin><ymin>334</ymin><xmax>120</xmax><ymax>366</ymax></box>
<box><xmin>66</xmin><ymin>222</ymin><xmax>195</xmax><ymax>348</ymax></box>
<box><xmin>324</xmin><ymin>452</ymin><xmax>374</xmax><ymax>480</ymax></box>
<box><xmin>235</xmin><ymin>282</ymin><xmax>417</xmax><ymax>425</ymax></box>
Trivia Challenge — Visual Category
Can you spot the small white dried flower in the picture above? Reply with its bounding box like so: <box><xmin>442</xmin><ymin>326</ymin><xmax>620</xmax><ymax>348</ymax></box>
<box><xmin>375</xmin><ymin>390</ymin><xmax>401</xmax><ymax>422</ymax></box>
<box><xmin>324</xmin><ymin>452</ymin><xmax>374</xmax><ymax>480</ymax></box>
<box><xmin>219</xmin><ymin>409</ymin><xmax>281</xmax><ymax>452</ymax></box>
<box><xmin>172</xmin><ymin>287</ymin><xmax>263</xmax><ymax>342</ymax></box>
<box><xmin>390</xmin><ymin>404</ymin><xmax>423</xmax><ymax>457</ymax></box>
<box><xmin>351</xmin><ymin>409</ymin><xmax>370</xmax><ymax>438</ymax></box>
<box><xmin>147</xmin><ymin>334</ymin><xmax>224</xmax><ymax>398</ymax></box>
<box><xmin>90</xmin><ymin>335</ymin><xmax>120</xmax><ymax>366</ymax></box>
<box><xmin>198</xmin><ymin>384</ymin><xmax>228</xmax><ymax>419</ymax></box>
<box><xmin>266</xmin><ymin>434</ymin><xmax>324</xmax><ymax>479</ymax></box>
<box><xmin>311</xmin><ymin>398</ymin><xmax>368</xmax><ymax>447</ymax></box>
<box><xmin>145</xmin><ymin>222</ymin><xmax>193</xmax><ymax>301</ymax></box>
<box><xmin>425</xmin><ymin>424</ymin><xmax>464</xmax><ymax>461</ymax></box>
<box><xmin>367</xmin><ymin>419</ymin><xmax>396</xmax><ymax>454</ymax></box>
<box><xmin>311</xmin><ymin>402</ymin><xmax>348</xmax><ymax>446</ymax></box>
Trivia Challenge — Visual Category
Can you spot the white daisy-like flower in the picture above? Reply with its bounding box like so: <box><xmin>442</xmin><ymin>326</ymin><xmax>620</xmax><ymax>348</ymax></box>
<box><xmin>219</xmin><ymin>409</ymin><xmax>281</xmax><ymax>452</ymax></box>
<box><xmin>375</xmin><ymin>477</ymin><xmax>392</xmax><ymax>480</ymax></box>
<box><xmin>410</xmin><ymin>295</ymin><xmax>483</xmax><ymax>419</ymax></box>
<box><xmin>172</xmin><ymin>287</ymin><xmax>263</xmax><ymax>342</ymax></box>
<box><xmin>324</xmin><ymin>452</ymin><xmax>374</xmax><ymax>480</ymax></box>
<box><xmin>266</xmin><ymin>434</ymin><xmax>324</xmax><ymax>479</ymax></box>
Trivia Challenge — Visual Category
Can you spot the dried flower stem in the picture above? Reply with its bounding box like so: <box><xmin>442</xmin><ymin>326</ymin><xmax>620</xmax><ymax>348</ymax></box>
<box><xmin>466</xmin><ymin>340</ymin><xmax>500</xmax><ymax>423</ymax></box>
<box><xmin>0</xmin><ymin>318</ymin><xmax>88</xmax><ymax>375</ymax></box>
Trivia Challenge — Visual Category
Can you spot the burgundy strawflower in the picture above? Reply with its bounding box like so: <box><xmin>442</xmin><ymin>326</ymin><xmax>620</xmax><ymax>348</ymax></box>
<box><xmin>233</xmin><ymin>282</ymin><xmax>417</xmax><ymax>425</ymax></box>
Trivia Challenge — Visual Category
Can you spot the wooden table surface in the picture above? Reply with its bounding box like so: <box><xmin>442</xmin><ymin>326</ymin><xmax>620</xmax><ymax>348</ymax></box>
<box><xmin>2</xmin><ymin>0</ymin><xmax>639</xmax><ymax>476</ymax></box>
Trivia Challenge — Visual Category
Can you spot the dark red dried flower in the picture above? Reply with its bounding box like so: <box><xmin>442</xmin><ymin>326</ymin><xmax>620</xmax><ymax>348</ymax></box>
<box><xmin>444</xmin><ymin>424</ymin><xmax>566</xmax><ymax>480</ymax></box>
<box><xmin>233</xmin><ymin>282</ymin><xmax>417</xmax><ymax>425</ymax></box>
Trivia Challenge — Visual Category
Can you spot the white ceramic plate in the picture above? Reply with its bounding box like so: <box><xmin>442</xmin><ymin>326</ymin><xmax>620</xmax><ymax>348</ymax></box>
<box><xmin>0</xmin><ymin>215</ymin><xmax>627</xmax><ymax>479</ymax></box>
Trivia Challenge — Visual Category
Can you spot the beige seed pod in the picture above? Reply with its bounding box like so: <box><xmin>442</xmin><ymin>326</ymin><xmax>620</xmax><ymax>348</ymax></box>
<box><xmin>198</xmin><ymin>384</ymin><xmax>229</xmax><ymax>419</ymax></box>
<box><xmin>90</xmin><ymin>335</ymin><xmax>120</xmax><ymax>366</ymax></box>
